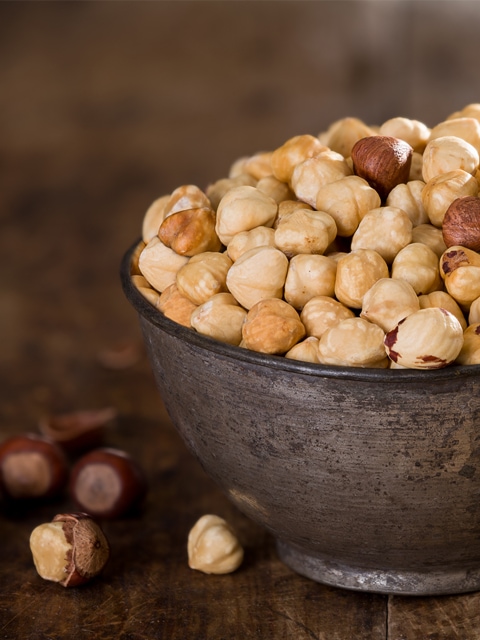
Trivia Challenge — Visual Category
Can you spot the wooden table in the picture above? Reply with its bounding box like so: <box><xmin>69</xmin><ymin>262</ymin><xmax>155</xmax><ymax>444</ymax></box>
<box><xmin>2</xmin><ymin>3</ymin><xmax>480</xmax><ymax>638</ymax></box>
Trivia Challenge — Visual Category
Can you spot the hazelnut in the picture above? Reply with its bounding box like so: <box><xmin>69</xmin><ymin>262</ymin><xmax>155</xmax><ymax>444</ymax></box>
<box><xmin>379</xmin><ymin>116</ymin><xmax>430</xmax><ymax>153</ymax></box>
<box><xmin>291</xmin><ymin>150</ymin><xmax>352</xmax><ymax>207</ymax></box>
<box><xmin>318</xmin><ymin>317</ymin><xmax>389</xmax><ymax>368</ymax></box>
<box><xmin>391</xmin><ymin>242</ymin><xmax>442</xmax><ymax>295</ymax></box>
<box><xmin>411</xmin><ymin>223</ymin><xmax>447</xmax><ymax>257</ymax></box>
<box><xmin>350</xmin><ymin>206</ymin><xmax>413</xmax><ymax>264</ymax></box>
<box><xmin>442</xmin><ymin>196</ymin><xmax>480</xmax><ymax>251</ymax></box>
<box><xmin>334</xmin><ymin>249</ymin><xmax>389</xmax><ymax>309</ymax></box>
<box><xmin>321</xmin><ymin>116</ymin><xmax>375</xmax><ymax>158</ymax></box>
<box><xmin>300</xmin><ymin>295</ymin><xmax>355</xmax><ymax>339</ymax></box>
<box><xmin>163</xmin><ymin>184</ymin><xmax>211</xmax><ymax>218</ymax></box>
<box><xmin>469</xmin><ymin>296</ymin><xmax>480</xmax><ymax>324</ymax></box>
<box><xmin>421</xmin><ymin>169</ymin><xmax>479</xmax><ymax>228</ymax></box>
<box><xmin>138</xmin><ymin>237</ymin><xmax>189</xmax><ymax>293</ymax></box>
<box><xmin>241</xmin><ymin>298</ymin><xmax>305</xmax><ymax>355</ymax></box>
<box><xmin>360</xmin><ymin>278</ymin><xmax>420</xmax><ymax>333</ymax></box>
<box><xmin>70</xmin><ymin>448</ymin><xmax>147</xmax><ymax>519</ymax></box>
<box><xmin>284</xmin><ymin>254</ymin><xmax>337</xmax><ymax>310</ymax></box>
<box><xmin>270</xmin><ymin>134</ymin><xmax>327</xmax><ymax>184</ymax></box>
<box><xmin>419</xmin><ymin>290</ymin><xmax>467</xmax><ymax>331</ymax></box>
<box><xmin>157</xmin><ymin>283</ymin><xmax>198</xmax><ymax>328</ymax></box>
<box><xmin>131</xmin><ymin>274</ymin><xmax>161</xmax><ymax>307</ymax></box>
<box><xmin>176</xmin><ymin>251</ymin><xmax>232</xmax><ymax>306</ymax></box>
<box><xmin>274</xmin><ymin>208</ymin><xmax>337</xmax><ymax>258</ymax></box>
<box><xmin>421</xmin><ymin>136</ymin><xmax>479</xmax><ymax>183</ymax></box>
<box><xmin>158</xmin><ymin>207</ymin><xmax>221</xmax><ymax>256</ymax></box>
<box><xmin>285</xmin><ymin>336</ymin><xmax>321</xmax><ymax>364</ymax></box>
<box><xmin>188</xmin><ymin>514</ymin><xmax>244</xmax><ymax>574</ymax></box>
<box><xmin>384</xmin><ymin>307</ymin><xmax>464</xmax><ymax>369</ymax></box>
<box><xmin>38</xmin><ymin>407</ymin><xmax>117</xmax><ymax>454</ymax></box>
<box><xmin>0</xmin><ymin>433</ymin><xmax>69</xmax><ymax>500</ymax></box>
<box><xmin>190</xmin><ymin>293</ymin><xmax>247</xmax><ymax>346</ymax></box>
<box><xmin>456</xmin><ymin>323</ymin><xmax>480</xmax><ymax>365</ymax></box>
<box><xmin>351</xmin><ymin>135</ymin><xmax>413</xmax><ymax>200</ymax></box>
<box><xmin>30</xmin><ymin>513</ymin><xmax>110</xmax><ymax>587</ymax></box>
<box><xmin>142</xmin><ymin>195</ymin><xmax>170</xmax><ymax>243</ymax></box>
<box><xmin>226</xmin><ymin>226</ymin><xmax>276</xmax><ymax>262</ymax></box>
<box><xmin>386</xmin><ymin>180</ymin><xmax>428</xmax><ymax>227</ymax></box>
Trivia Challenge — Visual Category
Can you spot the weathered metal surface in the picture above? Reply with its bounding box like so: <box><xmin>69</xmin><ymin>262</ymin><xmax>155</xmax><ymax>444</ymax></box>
<box><xmin>123</xmin><ymin>242</ymin><xmax>480</xmax><ymax>596</ymax></box>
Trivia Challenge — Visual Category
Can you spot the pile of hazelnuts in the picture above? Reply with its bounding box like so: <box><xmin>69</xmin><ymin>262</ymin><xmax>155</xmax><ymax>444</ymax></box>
<box><xmin>0</xmin><ymin>410</ymin><xmax>147</xmax><ymax>587</ymax></box>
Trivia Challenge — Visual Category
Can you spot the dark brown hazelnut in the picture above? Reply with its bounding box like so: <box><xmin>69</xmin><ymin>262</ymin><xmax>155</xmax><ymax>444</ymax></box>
<box><xmin>38</xmin><ymin>407</ymin><xmax>117</xmax><ymax>454</ymax></box>
<box><xmin>351</xmin><ymin>135</ymin><xmax>413</xmax><ymax>200</ymax></box>
<box><xmin>69</xmin><ymin>448</ymin><xmax>147</xmax><ymax>519</ymax></box>
<box><xmin>29</xmin><ymin>512</ymin><xmax>110</xmax><ymax>587</ymax></box>
<box><xmin>442</xmin><ymin>196</ymin><xmax>480</xmax><ymax>251</ymax></box>
<box><xmin>0</xmin><ymin>433</ymin><xmax>69</xmax><ymax>500</ymax></box>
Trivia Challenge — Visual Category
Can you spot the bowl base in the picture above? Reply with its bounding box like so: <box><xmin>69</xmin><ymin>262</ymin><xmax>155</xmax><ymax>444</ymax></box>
<box><xmin>276</xmin><ymin>540</ymin><xmax>480</xmax><ymax>596</ymax></box>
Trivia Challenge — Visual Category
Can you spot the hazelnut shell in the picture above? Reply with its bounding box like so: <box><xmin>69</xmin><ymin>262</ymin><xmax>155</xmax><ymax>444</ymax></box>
<box><xmin>442</xmin><ymin>196</ymin><xmax>480</xmax><ymax>251</ymax></box>
<box><xmin>351</xmin><ymin>135</ymin><xmax>413</xmax><ymax>201</ymax></box>
<box><xmin>69</xmin><ymin>448</ymin><xmax>147</xmax><ymax>519</ymax></box>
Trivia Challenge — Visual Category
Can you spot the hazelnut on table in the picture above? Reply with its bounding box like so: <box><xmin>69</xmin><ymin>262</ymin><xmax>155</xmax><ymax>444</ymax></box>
<box><xmin>188</xmin><ymin>514</ymin><xmax>244</xmax><ymax>575</ymax></box>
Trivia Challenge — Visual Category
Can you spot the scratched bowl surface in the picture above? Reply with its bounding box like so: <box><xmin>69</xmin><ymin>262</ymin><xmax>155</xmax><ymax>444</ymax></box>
<box><xmin>122</xmin><ymin>242</ymin><xmax>480</xmax><ymax>596</ymax></box>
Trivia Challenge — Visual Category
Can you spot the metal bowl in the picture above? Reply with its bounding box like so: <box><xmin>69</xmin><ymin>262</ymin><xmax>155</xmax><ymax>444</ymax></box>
<box><xmin>122</xmin><ymin>241</ymin><xmax>480</xmax><ymax>595</ymax></box>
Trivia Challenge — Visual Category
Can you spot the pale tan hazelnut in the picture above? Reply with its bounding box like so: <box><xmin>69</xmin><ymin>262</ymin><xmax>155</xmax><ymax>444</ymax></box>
<box><xmin>284</xmin><ymin>254</ymin><xmax>337</xmax><ymax>309</ymax></box>
<box><xmin>379</xmin><ymin>117</ymin><xmax>430</xmax><ymax>153</ymax></box>
<box><xmin>130</xmin><ymin>240</ymin><xmax>145</xmax><ymax>276</ymax></box>
<box><xmin>158</xmin><ymin>207</ymin><xmax>222</xmax><ymax>256</ymax></box>
<box><xmin>429</xmin><ymin>117</ymin><xmax>480</xmax><ymax>155</ymax></box>
<box><xmin>321</xmin><ymin>117</ymin><xmax>376</xmax><ymax>158</ymax></box>
<box><xmin>131</xmin><ymin>274</ymin><xmax>161</xmax><ymax>307</ymax></box>
<box><xmin>157</xmin><ymin>283</ymin><xmax>198</xmax><ymax>328</ymax></box>
<box><xmin>447</xmin><ymin>104</ymin><xmax>480</xmax><ymax>122</ymax></box>
<box><xmin>351</xmin><ymin>206</ymin><xmax>412</xmax><ymax>264</ymax></box>
<box><xmin>469</xmin><ymin>296</ymin><xmax>480</xmax><ymax>324</ymax></box>
<box><xmin>285</xmin><ymin>336</ymin><xmax>321</xmax><ymax>364</ymax></box>
<box><xmin>360</xmin><ymin>278</ymin><xmax>420</xmax><ymax>332</ymax></box>
<box><xmin>274</xmin><ymin>209</ymin><xmax>337</xmax><ymax>258</ymax></box>
<box><xmin>455</xmin><ymin>324</ymin><xmax>480</xmax><ymax>365</ymax></box>
<box><xmin>226</xmin><ymin>226</ymin><xmax>276</xmax><ymax>262</ymax></box>
<box><xmin>409</xmin><ymin>152</ymin><xmax>424</xmax><ymax>181</ymax></box>
<box><xmin>256</xmin><ymin>175</ymin><xmax>294</xmax><ymax>203</ymax></box>
<box><xmin>188</xmin><ymin>515</ymin><xmax>243</xmax><ymax>575</ymax></box>
<box><xmin>274</xmin><ymin>199</ymin><xmax>313</xmax><ymax>228</ymax></box>
<box><xmin>391</xmin><ymin>242</ymin><xmax>442</xmax><ymax>295</ymax></box>
<box><xmin>176</xmin><ymin>251</ymin><xmax>232</xmax><ymax>306</ymax></box>
<box><xmin>422</xmin><ymin>136</ymin><xmax>479</xmax><ymax>183</ymax></box>
<box><xmin>421</xmin><ymin>169</ymin><xmax>479</xmax><ymax>228</ymax></box>
<box><xmin>300</xmin><ymin>295</ymin><xmax>355</xmax><ymax>339</ymax></box>
<box><xmin>386</xmin><ymin>180</ymin><xmax>428</xmax><ymax>226</ymax></box>
<box><xmin>315</xmin><ymin>175</ymin><xmax>381</xmax><ymax>237</ymax></box>
<box><xmin>241</xmin><ymin>298</ymin><xmax>305</xmax><ymax>355</ymax></box>
<box><xmin>190</xmin><ymin>293</ymin><xmax>247</xmax><ymax>346</ymax></box>
<box><xmin>384</xmin><ymin>307</ymin><xmax>464</xmax><ymax>369</ymax></box>
<box><xmin>206</xmin><ymin>174</ymin><xmax>257</xmax><ymax>211</ymax></box>
<box><xmin>215</xmin><ymin>186</ymin><xmax>278</xmax><ymax>246</ymax></box>
<box><xmin>226</xmin><ymin>246</ymin><xmax>288</xmax><ymax>310</ymax></box>
<box><xmin>290</xmin><ymin>151</ymin><xmax>352</xmax><ymax>207</ymax></box>
<box><xmin>418</xmin><ymin>291</ymin><xmax>467</xmax><ymax>330</ymax></box>
<box><xmin>242</xmin><ymin>151</ymin><xmax>274</xmax><ymax>180</ymax></box>
<box><xmin>411</xmin><ymin>223</ymin><xmax>447</xmax><ymax>257</ymax></box>
<box><xmin>318</xmin><ymin>317</ymin><xmax>388</xmax><ymax>368</ymax></box>
<box><xmin>138</xmin><ymin>237</ymin><xmax>189</xmax><ymax>293</ymax></box>
<box><xmin>440</xmin><ymin>246</ymin><xmax>480</xmax><ymax>309</ymax></box>
<box><xmin>270</xmin><ymin>134</ymin><xmax>327</xmax><ymax>184</ymax></box>
<box><xmin>142</xmin><ymin>195</ymin><xmax>170</xmax><ymax>242</ymax></box>
<box><xmin>335</xmin><ymin>249</ymin><xmax>389</xmax><ymax>309</ymax></box>
<box><xmin>163</xmin><ymin>185</ymin><xmax>212</xmax><ymax>218</ymax></box>
<box><xmin>228</xmin><ymin>156</ymin><xmax>250</xmax><ymax>178</ymax></box>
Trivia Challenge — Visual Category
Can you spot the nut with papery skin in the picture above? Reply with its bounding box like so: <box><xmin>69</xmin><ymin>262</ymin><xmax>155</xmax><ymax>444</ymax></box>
<box><xmin>351</xmin><ymin>135</ymin><xmax>413</xmax><ymax>200</ymax></box>
<box><xmin>70</xmin><ymin>448</ymin><xmax>147</xmax><ymax>519</ymax></box>
<box><xmin>158</xmin><ymin>207</ymin><xmax>221</xmax><ymax>256</ymax></box>
<box><xmin>241</xmin><ymin>298</ymin><xmax>305</xmax><ymax>355</ymax></box>
<box><xmin>384</xmin><ymin>307</ymin><xmax>464</xmax><ymax>369</ymax></box>
<box><xmin>0</xmin><ymin>434</ymin><xmax>69</xmax><ymax>500</ymax></box>
<box><xmin>38</xmin><ymin>407</ymin><xmax>117</xmax><ymax>454</ymax></box>
<box><xmin>30</xmin><ymin>513</ymin><xmax>110</xmax><ymax>587</ymax></box>
<box><xmin>442</xmin><ymin>196</ymin><xmax>480</xmax><ymax>251</ymax></box>
<box><xmin>188</xmin><ymin>514</ymin><xmax>244</xmax><ymax>575</ymax></box>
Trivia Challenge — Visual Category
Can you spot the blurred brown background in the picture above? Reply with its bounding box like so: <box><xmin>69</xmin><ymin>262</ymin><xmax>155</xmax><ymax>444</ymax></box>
<box><xmin>2</xmin><ymin>3</ymin><xmax>480</xmax><ymax>638</ymax></box>
<box><xmin>2</xmin><ymin>1</ymin><xmax>480</xmax><ymax>381</ymax></box>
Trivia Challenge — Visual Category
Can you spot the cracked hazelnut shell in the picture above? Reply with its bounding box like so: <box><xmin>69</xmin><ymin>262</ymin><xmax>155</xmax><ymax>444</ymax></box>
<box><xmin>30</xmin><ymin>512</ymin><xmax>110</xmax><ymax>587</ymax></box>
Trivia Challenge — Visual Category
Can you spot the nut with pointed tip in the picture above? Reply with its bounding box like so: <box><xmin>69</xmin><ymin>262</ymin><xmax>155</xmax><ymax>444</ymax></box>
<box><xmin>351</xmin><ymin>135</ymin><xmax>413</xmax><ymax>200</ymax></box>
<box><xmin>30</xmin><ymin>512</ymin><xmax>110</xmax><ymax>587</ymax></box>
<box><xmin>442</xmin><ymin>196</ymin><xmax>480</xmax><ymax>251</ymax></box>
<box><xmin>0</xmin><ymin>433</ymin><xmax>69</xmax><ymax>500</ymax></box>
<box><xmin>69</xmin><ymin>448</ymin><xmax>147</xmax><ymax>519</ymax></box>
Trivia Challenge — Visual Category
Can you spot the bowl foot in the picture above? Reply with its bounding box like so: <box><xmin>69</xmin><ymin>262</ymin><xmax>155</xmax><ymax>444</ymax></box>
<box><xmin>276</xmin><ymin>539</ymin><xmax>480</xmax><ymax>596</ymax></box>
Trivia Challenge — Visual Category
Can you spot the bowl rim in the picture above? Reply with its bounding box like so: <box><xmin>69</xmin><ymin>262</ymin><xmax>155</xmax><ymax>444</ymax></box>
<box><xmin>121</xmin><ymin>239</ymin><xmax>480</xmax><ymax>383</ymax></box>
